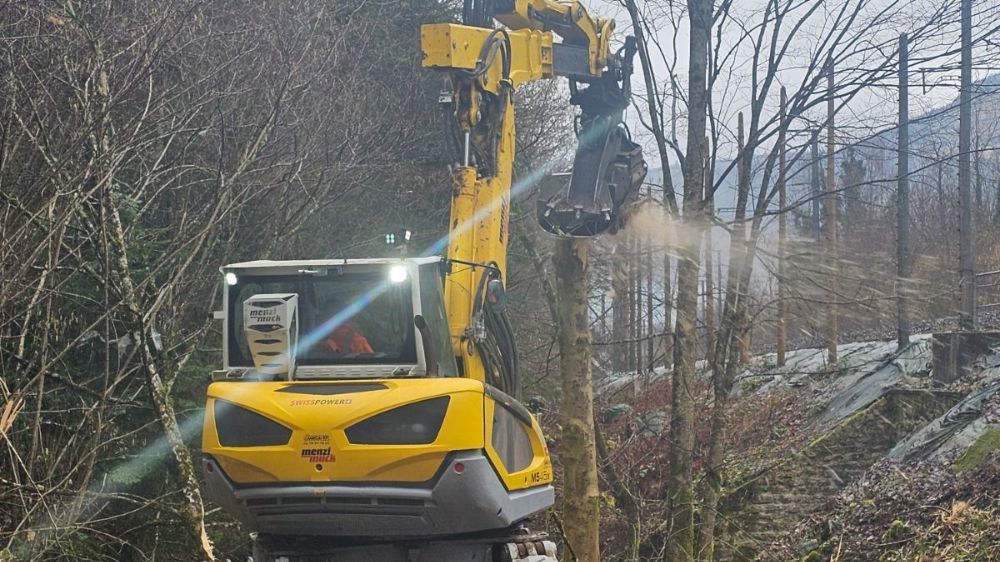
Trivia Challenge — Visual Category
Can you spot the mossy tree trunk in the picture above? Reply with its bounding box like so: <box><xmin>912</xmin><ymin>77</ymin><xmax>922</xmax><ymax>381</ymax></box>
<box><xmin>554</xmin><ymin>238</ymin><xmax>600</xmax><ymax>562</ymax></box>
<box><xmin>612</xmin><ymin>239</ymin><xmax>629</xmax><ymax>373</ymax></box>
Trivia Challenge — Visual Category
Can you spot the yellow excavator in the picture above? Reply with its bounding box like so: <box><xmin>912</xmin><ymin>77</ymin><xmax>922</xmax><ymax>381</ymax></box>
<box><xmin>200</xmin><ymin>1</ymin><xmax>645</xmax><ymax>560</ymax></box>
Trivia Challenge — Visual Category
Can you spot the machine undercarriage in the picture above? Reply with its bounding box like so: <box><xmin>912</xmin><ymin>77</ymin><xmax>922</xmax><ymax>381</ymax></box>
<box><xmin>251</xmin><ymin>527</ymin><xmax>556</xmax><ymax>562</ymax></box>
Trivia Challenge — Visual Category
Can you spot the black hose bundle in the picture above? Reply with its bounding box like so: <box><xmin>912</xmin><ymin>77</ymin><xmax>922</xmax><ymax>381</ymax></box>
<box><xmin>444</xmin><ymin>28</ymin><xmax>512</xmax><ymax>177</ymax></box>
<box><xmin>470</xmin><ymin>263</ymin><xmax>520</xmax><ymax>399</ymax></box>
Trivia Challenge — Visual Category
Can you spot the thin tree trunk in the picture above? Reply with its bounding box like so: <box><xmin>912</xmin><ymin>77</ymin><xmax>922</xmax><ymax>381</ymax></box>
<box><xmin>668</xmin><ymin>230</ymin><xmax>704</xmax><ymax>562</ymax></box>
<box><xmin>717</xmin><ymin>259</ymin><xmax>724</xmax><ymax>336</ymax></box>
<box><xmin>554</xmin><ymin>238</ymin><xmax>600</xmax><ymax>562</ymax></box>
<box><xmin>623</xmin><ymin>0</ymin><xmax>678</xmax><ymax>373</ymax></box>
<box><xmin>636</xmin><ymin>233</ymin><xmax>645</xmax><ymax>373</ymax></box>
<box><xmin>26</xmin><ymin>202</ymin><xmax>58</xmax><ymax>475</ymax></box>
<box><xmin>811</xmin><ymin>131</ymin><xmax>822</xmax><ymax>241</ymax></box>
<box><xmin>777</xmin><ymin>87</ymin><xmax>788</xmax><ymax>366</ymax></box>
<box><xmin>646</xmin><ymin>247</ymin><xmax>656</xmax><ymax>371</ymax></box>
<box><xmin>896</xmin><ymin>35</ymin><xmax>911</xmax><ymax>350</ymax></box>
<box><xmin>646</xmin><ymin>210</ymin><xmax>655</xmax><ymax>371</ymax></box>
<box><xmin>974</xmin><ymin>106</ymin><xmax>982</xmax><ymax>208</ymax></box>
<box><xmin>937</xmin><ymin>161</ymin><xmax>946</xmax><ymax>236</ymax></box>
<box><xmin>613</xmin><ymin>239</ymin><xmax>629</xmax><ymax>373</ymax></box>
<box><xmin>697</xmin><ymin>112</ymin><xmax>751</xmax><ymax>561</ymax></box>
<box><xmin>704</xmin><ymin>239</ymin><xmax>715</xmax><ymax>363</ymax></box>
<box><xmin>667</xmin><ymin>1</ymin><xmax>712</xmax><ymax>559</ymax></box>
<box><xmin>663</xmin><ymin>249</ymin><xmax>674</xmax><ymax>371</ymax></box>
<box><xmin>958</xmin><ymin>0</ymin><xmax>975</xmax><ymax>330</ymax></box>
<box><xmin>601</xmin><ymin>293</ymin><xmax>608</xmax><ymax>338</ymax></box>
<box><xmin>825</xmin><ymin>58</ymin><xmax>839</xmax><ymax>365</ymax></box>
<box><xmin>704</xmin><ymin>145</ymin><xmax>716</xmax><ymax>363</ymax></box>
<box><xmin>740</xmin><ymin>328</ymin><xmax>751</xmax><ymax>365</ymax></box>
<box><xmin>106</xmin><ymin>202</ymin><xmax>215</xmax><ymax>562</ymax></box>
<box><xmin>628</xmin><ymin>232</ymin><xmax>637</xmax><ymax>373</ymax></box>
<box><xmin>622</xmin><ymin>0</ymin><xmax>678</xmax><ymax>214</ymax></box>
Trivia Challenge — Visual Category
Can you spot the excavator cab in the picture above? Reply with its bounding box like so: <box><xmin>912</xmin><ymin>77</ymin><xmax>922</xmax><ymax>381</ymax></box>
<box><xmin>202</xmin><ymin>258</ymin><xmax>554</xmax><ymax>559</ymax></box>
<box><xmin>217</xmin><ymin>258</ymin><xmax>454</xmax><ymax>381</ymax></box>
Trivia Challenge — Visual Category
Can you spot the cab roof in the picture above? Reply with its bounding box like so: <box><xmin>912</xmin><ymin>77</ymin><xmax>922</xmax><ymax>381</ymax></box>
<box><xmin>222</xmin><ymin>257</ymin><xmax>442</xmax><ymax>274</ymax></box>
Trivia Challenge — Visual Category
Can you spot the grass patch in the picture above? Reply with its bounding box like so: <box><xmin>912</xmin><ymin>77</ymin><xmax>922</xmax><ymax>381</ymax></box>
<box><xmin>953</xmin><ymin>428</ymin><xmax>1000</xmax><ymax>472</ymax></box>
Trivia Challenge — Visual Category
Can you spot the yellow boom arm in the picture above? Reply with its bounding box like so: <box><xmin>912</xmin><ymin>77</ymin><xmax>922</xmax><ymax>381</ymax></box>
<box><xmin>421</xmin><ymin>0</ymin><xmax>639</xmax><ymax>392</ymax></box>
<box><xmin>493</xmin><ymin>0</ymin><xmax>614</xmax><ymax>76</ymax></box>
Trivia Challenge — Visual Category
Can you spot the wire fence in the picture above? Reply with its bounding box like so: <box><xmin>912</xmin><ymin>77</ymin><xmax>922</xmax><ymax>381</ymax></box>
<box><xmin>976</xmin><ymin>269</ymin><xmax>1000</xmax><ymax>309</ymax></box>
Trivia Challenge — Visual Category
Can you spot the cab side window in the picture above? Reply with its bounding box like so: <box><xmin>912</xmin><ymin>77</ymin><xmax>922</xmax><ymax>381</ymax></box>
<box><xmin>419</xmin><ymin>265</ymin><xmax>458</xmax><ymax>377</ymax></box>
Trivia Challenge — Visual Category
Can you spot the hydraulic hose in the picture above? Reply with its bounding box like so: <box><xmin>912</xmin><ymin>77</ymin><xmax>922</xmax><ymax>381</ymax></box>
<box><xmin>470</xmin><ymin>263</ymin><xmax>521</xmax><ymax>399</ymax></box>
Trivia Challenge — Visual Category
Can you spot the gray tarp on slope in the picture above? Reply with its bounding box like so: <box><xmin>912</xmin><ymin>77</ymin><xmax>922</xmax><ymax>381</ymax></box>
<box><xmin>888</xmin><ymin>372</ymin><xmax>1000</xmax><ymax>462</ymax></box>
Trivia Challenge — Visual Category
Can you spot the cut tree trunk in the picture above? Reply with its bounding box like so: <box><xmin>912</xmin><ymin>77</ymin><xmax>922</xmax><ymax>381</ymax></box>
<box><xmin>554</xmin><ymin>238</ymin><xmax>600</xmax><ymax>562</ymax></box>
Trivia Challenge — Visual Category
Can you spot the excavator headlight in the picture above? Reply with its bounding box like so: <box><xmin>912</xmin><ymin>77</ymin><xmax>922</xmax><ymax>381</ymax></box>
<box><xmin>214</xmin><ymin>400</ymin><xmax>292</xmax><ymax>447</ymax></box>
<box><xmin>388</xmin><ymin>264</ymin><xmax>409</xmax><ymax>283</ymax></box>
<box><xmin>345</xmin><ymin>396</ymin><xmax>449</xmax><ymax>445</ymax></box>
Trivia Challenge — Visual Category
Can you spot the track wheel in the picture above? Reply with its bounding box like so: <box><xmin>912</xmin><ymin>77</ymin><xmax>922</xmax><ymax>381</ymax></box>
<box><xmin>501</xmin><ymin>540</ymin><xmax>558</xmax><ymax>562</ymax></box>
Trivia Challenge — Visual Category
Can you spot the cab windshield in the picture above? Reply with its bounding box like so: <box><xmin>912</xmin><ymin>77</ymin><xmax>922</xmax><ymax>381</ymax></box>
<box><xmin>228</xmin><ymin>271</ymin><xmax>416</xmax><ymax>366</ymax></box>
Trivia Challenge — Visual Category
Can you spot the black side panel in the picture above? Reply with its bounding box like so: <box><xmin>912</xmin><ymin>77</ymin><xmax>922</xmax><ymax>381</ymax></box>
<box><xmin>215</xmin><ymin>401</ymin><xmax>292</xmax><ymax>447</ymax></box>
<box><xmin>345</xmin><ymin>397</ymin><xmax>451</xmax><ymax>445</ymax></box>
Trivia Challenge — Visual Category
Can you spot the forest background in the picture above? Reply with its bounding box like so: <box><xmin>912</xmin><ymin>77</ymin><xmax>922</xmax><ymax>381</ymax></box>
<box><xmin>2</xmin><ymin>0</ymin><xmax>999</xmax><ymax>560</ymax></box>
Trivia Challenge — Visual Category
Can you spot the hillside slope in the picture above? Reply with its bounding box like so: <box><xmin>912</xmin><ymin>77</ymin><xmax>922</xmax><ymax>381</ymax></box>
<box><xmin>713</xmin><ymin>335</ymin><xmax>1000</xmax><ymax>560</ymax></box>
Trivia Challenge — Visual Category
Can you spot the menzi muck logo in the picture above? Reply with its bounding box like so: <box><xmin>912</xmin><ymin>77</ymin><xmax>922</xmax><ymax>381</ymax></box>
<box><xmin>301</xmin><ymin>447</ymin><xmax>335</xmax><ymax>463</ymax></box>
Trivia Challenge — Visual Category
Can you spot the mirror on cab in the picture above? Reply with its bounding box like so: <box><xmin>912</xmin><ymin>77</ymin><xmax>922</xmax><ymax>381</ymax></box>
<box><xmin>485</xmin><ymin>278</ymin><xmax>507</xmax><ymax>313</ymax></box>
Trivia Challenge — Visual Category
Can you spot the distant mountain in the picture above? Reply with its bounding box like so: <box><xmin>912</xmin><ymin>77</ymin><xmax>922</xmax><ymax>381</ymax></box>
<box><xmin>643</xmin><ymin>73</ymin><xmax>1000</xmax><ymax>222</ymax></box>
<box><xmin>853</xmin><ymin>73</ymin><xmax>1000</xmax><ymax>189</ymax></box>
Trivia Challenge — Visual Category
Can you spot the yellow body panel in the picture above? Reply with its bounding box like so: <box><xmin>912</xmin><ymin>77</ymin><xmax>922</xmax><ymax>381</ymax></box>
<box><xmin>204</xmin><ymin>379</ymin><xmax>485</xmax><ymax>484</ymax></box>
<box><xmin>422</xmin><ymin>23</ymin><xmax>553</xmax><ymax>380</ymax></box>
<box><xmin>441</xmin><ymin>169</ymin><xmax>515</xmax><ymax>382</ymax></box>
<box><xmin>421</xmin><ymin>24</ymin><xmax>554</xmax><ymax>92</ymax></box>
<box><xmin>483</xmin><ymin>399</ymin><xmax>554</xmax><ymax>490</ymax></box>
<box><xmin>203</xmin><ymin>378</ymin><xmax>551</xmax><ymax>491</ymax></box>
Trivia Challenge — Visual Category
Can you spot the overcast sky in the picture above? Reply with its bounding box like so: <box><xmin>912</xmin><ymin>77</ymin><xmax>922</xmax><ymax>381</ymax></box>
<box><xmin>586</xmin><ymin>0</ymin><xmax>1000</xmax><ymax>165</ymax></box>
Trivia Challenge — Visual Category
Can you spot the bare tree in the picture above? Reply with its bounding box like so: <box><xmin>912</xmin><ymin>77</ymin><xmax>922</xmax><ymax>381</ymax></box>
<box><xmin>0</xmin><ymin>2</ymin><xmax>451</xmax><ymax>559</ymax></box>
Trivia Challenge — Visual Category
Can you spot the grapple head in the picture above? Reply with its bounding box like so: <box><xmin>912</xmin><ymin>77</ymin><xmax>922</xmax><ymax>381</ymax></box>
<box><xmin>537</xmin><ymin>36</ymin><xmax>646</xmax><ymax>238</ymax></box>
<box><xmin>537</xmin><ymin>118</ymin><xmax>646</xmax><ymax>237</ymax></box>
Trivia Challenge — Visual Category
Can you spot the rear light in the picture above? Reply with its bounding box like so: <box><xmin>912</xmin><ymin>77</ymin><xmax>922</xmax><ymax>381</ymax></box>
<box><xmin>345</xmin><ymin>397</ymin><xmax>450</xmax><ymax>445</ymax></box>
<box><xmin>214</xmin><ymin>400</ymin><xmax>292</xmax><ymax>447</ymax></box>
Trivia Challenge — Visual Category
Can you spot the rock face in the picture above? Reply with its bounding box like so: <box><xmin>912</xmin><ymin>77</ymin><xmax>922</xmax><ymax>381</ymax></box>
<box><xmin>719</xmin><ymin>389</ymin><xmax>962</xmax><ymax>560</ymax></box>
